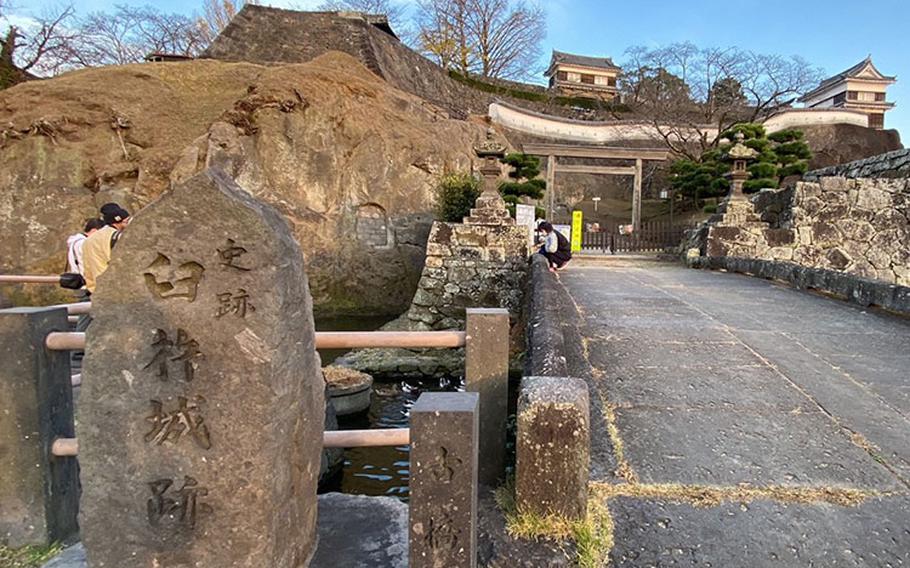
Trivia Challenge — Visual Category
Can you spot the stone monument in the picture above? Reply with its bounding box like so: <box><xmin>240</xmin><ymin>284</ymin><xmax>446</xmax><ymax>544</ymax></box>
<box><xmin>78</xmin><ymin>169</ymin><xmax>325</xmax><ymax>567</ymax></box>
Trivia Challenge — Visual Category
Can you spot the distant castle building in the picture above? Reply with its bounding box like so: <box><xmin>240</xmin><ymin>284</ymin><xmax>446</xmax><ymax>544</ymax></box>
<box><xmin>798</xmin><ymin>56</ymin><xmax>896</xmax><ymax>129</ymax></box>
<box><xmin>544</xmin><ymin>50</ymin><xmax>621</xmax><ymax>101</ymax></box>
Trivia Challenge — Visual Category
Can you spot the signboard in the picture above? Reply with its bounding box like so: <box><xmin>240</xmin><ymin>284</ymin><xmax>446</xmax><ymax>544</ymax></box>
<box><xmin>515</xmin><ymin>204</ymin><xmax>536</xmax><ymax>249</ymax></box>
<box><xmin>571</xmin><ymin>211</ymin><xmax>583</xmax><ymax>252</ymax></box>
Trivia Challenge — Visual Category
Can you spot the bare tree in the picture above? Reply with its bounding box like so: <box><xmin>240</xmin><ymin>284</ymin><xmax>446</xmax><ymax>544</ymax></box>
<box><xmin>621</xmin><ymin>43</ymin><xmax>824</xmax><ymax>158</ymax></box>
<box><xmin>414</xmin><ymin>0</ymin><xmax>544</xmax><ymax>80</ymax></box>
<box><xmin>7</xmin><ymin>4</ymin><xmax>81</xmax><ymax>76</ymax></box>
<box><xmin>197</xmin><ymin>0</ymin><xmax>248</xmax><ymax>45</ymax></box>
<box><xmin>318</xmin><ymin>0</ymin><xmax>409</xmax><ymax>35</ymax></box>
<box><xmin>73</xmin><ymin>6</ymin><xmax>205</xmax><ymax>67</ymax></box>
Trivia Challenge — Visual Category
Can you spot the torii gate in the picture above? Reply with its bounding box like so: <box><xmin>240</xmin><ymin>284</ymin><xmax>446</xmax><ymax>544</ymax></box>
<box><xmin>522</xmin><ymin>143</ymin><xmax>669</xmax><ymax>231</ymax></box>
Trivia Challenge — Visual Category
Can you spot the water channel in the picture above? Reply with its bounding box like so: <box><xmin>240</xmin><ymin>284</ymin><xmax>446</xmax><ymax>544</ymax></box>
<box><xmin>315</xmin><ymin>314</ymin><xmax>517</xmax><ymax>501</ymax></box>
<box><xmin>315</xmin><ymin>314</ymin><xmax>461</xmax><ymax>502</ymax></box>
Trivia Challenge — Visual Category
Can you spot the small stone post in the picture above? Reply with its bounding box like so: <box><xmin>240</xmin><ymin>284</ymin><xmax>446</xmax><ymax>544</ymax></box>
<box><xmin>78</xmin><ymin>169</ymin><xmax>325</xmax><ymax>567</ymax></box>
<box><xmin>410</xmin><ymin>392</ymin><xmax>479</xmax><ymax>568</ymax></box>
<box><xmin>465</xmin><ymin>307</ymin><xmax>509</xmax><ymax>485</ymax></box>
<box><xmin>0</xmin><ymin>307</ymin><xmax>79</xmax><ymax>547</ymax></box>
<box><xmin>516</xmin><ymin>376</ymin><xmax>590</xmax><ymax>520</ymax></box>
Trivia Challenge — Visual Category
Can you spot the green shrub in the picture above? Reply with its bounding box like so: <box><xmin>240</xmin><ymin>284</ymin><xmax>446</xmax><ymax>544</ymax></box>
<box><xmin>435</xmin><ymin>173</ymin><xmax>481</xmax><ymax>222</ymax></box>
<box><xmin>703</xmin><ymin>204</ymin><xmax>718</xmax><ymax>214</ymax></box>
<box><xmin>447</xmin><ymin>71</ymin><xmax>630</xmax><ymax>113</ymax></box>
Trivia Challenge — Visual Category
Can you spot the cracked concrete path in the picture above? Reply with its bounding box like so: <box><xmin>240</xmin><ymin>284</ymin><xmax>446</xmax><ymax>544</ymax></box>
<box><xmin>557</xmin><ymin>260</ymin><xmax>910</xmax><ymax>566</ymax></box>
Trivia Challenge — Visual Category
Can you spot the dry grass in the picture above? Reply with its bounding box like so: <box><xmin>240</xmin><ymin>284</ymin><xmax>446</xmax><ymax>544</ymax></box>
<box><xmin>599</xmin><ymin>394</ymin><xmax>639</xmax><ymax>484</ymax></box>
<box><xmin>0</xmin><ymin>543</ymin><xmax>62</xmax><ymax>568</ymax></box>
<box><xmin>495</xmin><ymin>477</ymin><xmax>615</xmax><ymax>567</ymax></box>
<box><xmin>591</xmin><ymin>481</ymin><xmax>880</xmax><ymax>508</ymax></box>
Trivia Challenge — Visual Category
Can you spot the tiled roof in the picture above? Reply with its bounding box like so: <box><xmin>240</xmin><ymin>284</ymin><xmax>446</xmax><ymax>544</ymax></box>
<box><xmin>546</xmin><ymin>50</ymin><xmax>621</xmax><ymax>75</ymax></box>
<box><xmin>800</xmin><ymin>56</ymin><xmax>896</xmax><ymax>101</ymax></box>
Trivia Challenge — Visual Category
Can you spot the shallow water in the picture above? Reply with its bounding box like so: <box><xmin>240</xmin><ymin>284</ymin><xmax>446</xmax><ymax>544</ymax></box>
<box><xmin>322</xmin><ymin>376</ymin><xmax>464</xmax><ymax>501</ymax></box>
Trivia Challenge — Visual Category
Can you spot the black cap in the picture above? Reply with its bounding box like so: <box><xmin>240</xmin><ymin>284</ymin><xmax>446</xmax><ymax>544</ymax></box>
<box><xmin>101</xmin><ymin>202</ymin><xmax>130</xmax><ymax>225</ymax></box>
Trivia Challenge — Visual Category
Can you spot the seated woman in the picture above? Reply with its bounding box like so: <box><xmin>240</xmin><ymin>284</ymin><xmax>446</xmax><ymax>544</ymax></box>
<box><xmin>537</xmin><ymin>222</ymin><xmax>572</xmax><ymax>272</ymax></box>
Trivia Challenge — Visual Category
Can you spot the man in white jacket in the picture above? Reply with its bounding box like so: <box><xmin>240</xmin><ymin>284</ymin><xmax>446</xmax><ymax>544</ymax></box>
<box><xmin>66</xmin><ymin>218</ymin><xmax>105</xmax><ymax>275</ymax></box>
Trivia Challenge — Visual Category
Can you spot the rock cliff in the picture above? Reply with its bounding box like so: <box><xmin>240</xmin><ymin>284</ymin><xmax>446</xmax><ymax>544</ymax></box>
<box><xmin>0</xmin><ymin>52</ymin><xmax>487</xmax><ymax>313</ymax></box>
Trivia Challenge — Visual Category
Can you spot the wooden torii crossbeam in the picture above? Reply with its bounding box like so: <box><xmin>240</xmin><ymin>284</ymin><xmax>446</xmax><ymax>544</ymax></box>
<box><xmin>521</xmin><ymin>143</ymin><xmax>669</xmax><ymax>230</ymax></box>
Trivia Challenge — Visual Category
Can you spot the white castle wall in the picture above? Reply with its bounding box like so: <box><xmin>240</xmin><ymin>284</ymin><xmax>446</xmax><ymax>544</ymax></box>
<box><xmin>490</xmin><ymin>102</ymin><xmax>873</xmax><ymax>143</ymax></box>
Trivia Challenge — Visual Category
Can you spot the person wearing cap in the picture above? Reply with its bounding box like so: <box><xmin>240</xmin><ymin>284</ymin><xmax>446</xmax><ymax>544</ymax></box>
<box><xmin>82</xmin><ymin>203</ymin><xmax>131</xmax><ymax>295</ymax></box>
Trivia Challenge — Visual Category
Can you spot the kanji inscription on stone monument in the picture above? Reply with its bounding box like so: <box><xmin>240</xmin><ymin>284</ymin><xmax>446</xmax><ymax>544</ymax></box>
<box><xmin>143</xmin><ymin>253</ymin><xmax>205</xmax><ymax>301</ymax></box>
<box><xmin>79</xmin><ymin>169</ymin><xmax>325</xmax><ymax>567</ymax></box>
<box><xmin>144</xmin><ymin>328</ymin><xmax>203</xmax><ymax>382</ymax></box>
<box><xmin>217</xmin><ymin>238</ymin><xmax>252</xmax><ymax>271</ymax></box>
<box><xmin>145</xmin><ymin>396</ymin><xmax>211</xmax><ymax>449</ymax></box>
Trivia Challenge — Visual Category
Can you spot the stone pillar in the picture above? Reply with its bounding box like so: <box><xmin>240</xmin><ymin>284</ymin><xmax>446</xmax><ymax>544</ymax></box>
<box><xmin>78</xmin><ymin>169</ymin><xmax>325</xmax><ymax>567</ymax></box>
<box><xmin>546</xmin><ymin>154</ymin><xmax>556</xmax><ymax>221</ymax></box>
<box><xmin>632</xmin><ymin>158</ymin><xmax>643</xmax><ymax>231</ymax></box>
<box><xmin>0</xmin><ymin>307</ymin><xmax>79</xmax><ymax>547</ymax></box>
<box><xmin>465</xmin><ymin>308</ymin><xmax>509</xmax><ymax>485</ymax></box>
<box><xmin>410</xmin><ymin>392</ymin><xmax>479</xmax><ymax>568</ymax></box>
<box><xmin>516</xmin><ymin>376</ymin><xmax>589</xmax><ymax>520</ymax></box>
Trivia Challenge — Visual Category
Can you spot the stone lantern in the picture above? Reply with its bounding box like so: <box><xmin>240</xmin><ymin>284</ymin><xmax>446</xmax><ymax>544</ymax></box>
<box><xmin>465</xmin><ymin>128</ymin><xmax>514</xmax><ymax>225</ymax></box>
<box><xmin>726</xmin><ymin>131</ymin><xmax>759</xmax><ymax>200</ymax></box>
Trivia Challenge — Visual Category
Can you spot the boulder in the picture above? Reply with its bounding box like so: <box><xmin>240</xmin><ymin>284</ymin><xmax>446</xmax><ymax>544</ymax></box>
<box><xmin>0</xmin><ymin>52</ymin><xmax>487</xmax><ymax>313</ymax></box>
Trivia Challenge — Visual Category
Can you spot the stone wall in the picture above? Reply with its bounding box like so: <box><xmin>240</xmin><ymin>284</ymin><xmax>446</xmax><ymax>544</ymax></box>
<box><xmin>706</xmin><ymin>177</ymin><xmax>910</xmax><ymax>286</ymax></box>
<box><xmin>406</xmin><ymin>221</ymin><xmax>528</xmax><ymax>330</ymax></box>
<box><xmin>805</xmin><ymin>148</ymin><xmax>910</xmax><ymax>180</ymax></box>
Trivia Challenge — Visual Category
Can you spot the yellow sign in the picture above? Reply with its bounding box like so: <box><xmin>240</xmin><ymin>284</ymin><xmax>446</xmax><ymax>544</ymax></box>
<box><xmin>571</xmin><ymin>211</ymin><xmax>583</xmax><ymax>252</ymax></box>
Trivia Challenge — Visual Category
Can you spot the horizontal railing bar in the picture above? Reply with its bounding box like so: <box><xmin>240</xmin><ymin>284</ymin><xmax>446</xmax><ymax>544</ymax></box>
<box><xmin>68</xmin><ymin>316</ymin><xmax>79</xmax><ymax>324</ymax></box>
<box><xmin>46</xmin><ymin>331</ymin><xmax>467</xmax><ymax>351</ymax></box>
<box><xmin>323</xmin><ymin>428</ymin><xmax>410</xmax><ymax>448</ymax></box>
<box><xmin>314</xmin><ymin>331</ymin><xmax>466</xmax><ymax>349</ymax></box>
<box><xmin>56</xmin><ymin>302</ymin><xmax>91</xmax><ymax>315</ymax></box>
<box><xmin>51</xmin><ymin>428</ymin><xmax>410</xmax><ymax>457</ymax></box>
<box><xmin>46</xmin><ymin>332</ymin><xmax>85</xmax><ymax>351</ymax></box>
<box><xmin>51</xmin><ymin>438</ymin><xmax>79</xmax><ymax>457</ymax></box>
<box><xmin>0</xmin><ymin>274</ymin><xmax>60</xmax><ymax>284</ymax></box>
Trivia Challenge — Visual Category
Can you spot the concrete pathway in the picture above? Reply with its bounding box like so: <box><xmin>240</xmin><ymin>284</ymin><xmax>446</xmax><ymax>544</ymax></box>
<box><xmin>557</xmin><ymin>260</ymin><xmax>910</xmax><ymax>567</ymax></box>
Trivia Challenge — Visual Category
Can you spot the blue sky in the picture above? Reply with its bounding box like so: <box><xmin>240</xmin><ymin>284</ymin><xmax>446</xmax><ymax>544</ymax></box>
<box><xmin>8</xmin><ymin>0</ymin><xmax>909</xmax><ymax>138</ymax></box>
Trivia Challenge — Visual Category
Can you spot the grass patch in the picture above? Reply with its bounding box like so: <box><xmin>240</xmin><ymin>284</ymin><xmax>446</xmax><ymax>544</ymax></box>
<box><xmin>495</xmin><ymin>476</ymin><xmax>615</xmax><ymax>567</ymax></box>
<box><xmin>591</xmin><ymin>481</ymin><xmax>879</xmax><ymax>508</ymax></box>
<box><xmin>598</xmin><ymin>394</ymin><xmax>638</xmax><ymax>484</ymax></box>
<box><xmin>0</xmin><ymin>543</ymin><xmax>63</xmax><ymax>568</ymax></box>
